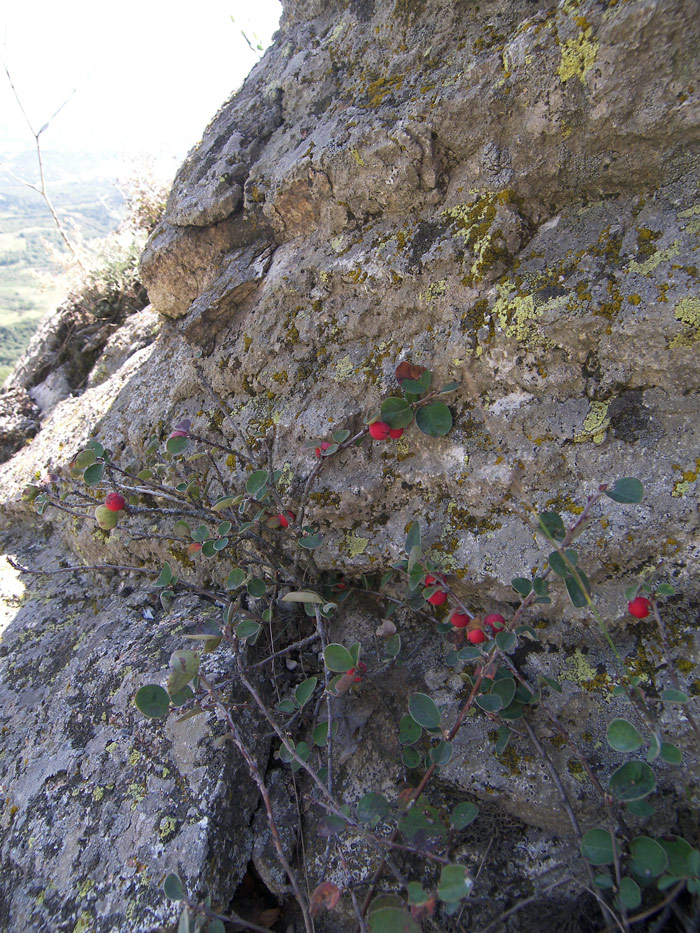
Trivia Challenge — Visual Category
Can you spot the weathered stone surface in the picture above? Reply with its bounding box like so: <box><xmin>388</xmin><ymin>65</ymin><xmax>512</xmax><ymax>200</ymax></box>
<box><xmin>0</xmin><ymin>388</ymin><xmax>40</xmax><ymax>464</ymax></box>
<box><xmin>1</xmin><ymin>0</ymin><xmax>700</xmax><ymax>928</ymax></box>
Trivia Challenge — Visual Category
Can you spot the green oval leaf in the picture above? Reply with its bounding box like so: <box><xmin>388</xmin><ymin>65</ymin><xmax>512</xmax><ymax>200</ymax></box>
<box><xmin>630</xmin><ymin>836</ymin><xmax>668</xmax><ymax>881</ymax></box>
<box><xmin>357</xmin><ymin>792</ymin><xmax>390</xmax><ymax>825</ymax></box>
<box><xmin>609</xmin><ymin>760</ymin><xmax>656</xmax><ymax>801</ymax></box>
<box><xmin>415</xmin><ymin>401</ymin><xmax>452</xmax><ymax>437</ymax></box>
<box><xmin>154</xmin><ymin>562</ymin><xmax>173</xmax><ymax>587</ymax></box>
<box><xmin>312</xmin><ymin>721</ymin><xmax>338</xmax><ymax>747</ymax></box>
<box><xmin>658</xmin><ymin>837</ymin><xmax>694</xmax><ymax>876</ymax></box>
<box><xmin>429</xmin><ymin>740</ymin><xmax>453</xmax><ymax>766</ymax></box>
<box><xmin>398</xmin><ymin>715</ymin><xmax>422</xmax><ymax>746</ymax></box>
<box><xmin>135</xmin><ymin>684</ymin><xmax>170</xmax><ymax>718</ymax></box>
<box><xmin>511</xmin><ymin>577</ymin><xmax>532</xmax><ymax>597</ymax></box>
<box><xmin>380</xmin><ymin>397</ymin><xmax>414</xmax><ymax>429</ymax></box>
<box><xmin>166</xmin><ymin>435</ymin><xmax>189</xmax><ymax>455</ymax></box>
<box><xmin>402</xmin><ymin>746</ymin><xmax>421</xmax><ymax>768</ymax></box>
<box><xmin>404</xmin><ymin>520</ymin><xmax>421</xmax><ymax>555</ymax></box>
<box><xmin>538</xmin><ymin>511</ymin><xmax>566</xmax><ymax>541</ymax></box>
<box><xmin>167</xmin><ymin>649</ymin><xmax>199</xmax><ymax>695</ymax></box>
<box><xmin>290</xmin><ymin>740</ymin><xmax>310</xmax><ymax>772</ymax></box>
<box><xmin>661</xmin><ymin>689</ymin><xmax>689</xmax><ymax>703</ymax></box>
<box><xmin>476</xmin><ymin>693</ymin><xmax>503</xmax><ymax>713</ymax></box>
<box><xmin>605</xmin><ymin>477</ymin><xmax>644</xmax><ymax>504</ymax></box>
<box><xmin>169</xmin><ymin>685</ymin><xmax>194</xmax><ymax>708</ymax></box>
<box><xmin>236</xmin><ymin>620</ymin><xmax>261</xmax><ymax>641</ymax></box>
<box><xmin>83</xmin><ymin>462</ymin><xmax>105</xmax><ymax>487</ymax></box>
<box><xmin>616</xmin><ymin>877</ymin><xmax>641</xmax><ymax>910</ymax></box>
<box><xmin>245</xmin><ymin>469</ymin><xmax>269</xmax><ymax>495</ymax></box>
<box><xmin>299</xmin><ymin>532</ymin><xmax>324</xmax><ymax>550</ymax></box>
<box><xmin>563</xmin><ymin>568</ymin><xmax>591</xmax><ymax>608</ymax></box>
<box><xmin>212</xmin><ymin>495</ymin><xmax>241</xmax><ymax>512</ymax></box>
<box><xmin>408</xmin><ymin>693</ymin><xmax>441</xmax><ymax>729</ymax></box>
<box><xmin>627</xmin><ymin>798</ymin><xmax>655</xmax><ymax>818</ymax></box>
<box><xmin>226</xmin><ymin>568</ymin><xmax>246</xmax><ymax>589</ymax></box>
<box><xmin>368</xmin><ymin>906</ymin><xmax>421</xmax><ymax>933</ymax></box>
<box><xmin>438</xmin><ymin>864</ymin><xmax>473</xmax><ymax>903</ymax></box>
<box><xmin>294</xmin><ymin>677</ymin><xmax>318</xmax><ymax>708</ymax></box>
<box><xmin>324</xmin><ymin>644</ymin><xmax>355</xmax><ymax>672</ymax></box>
<box><xmin>495</xmin><ymin>631</ymin><xmax>517</xmax><ymax>653</ymax></box>
<box><xmin>247</xmin><ymin>577</ymin><xmax>267</xmax><ymax>598</ymax></box>
<box><xmin>452</xmin><ymin>801</ymin><xmax>479</xmax><ymax>830</ymax></box>
<box><xmin>607</xmin><ymin>718</ymin><xmax>644</xmax><ymax>752</ymax></box>
<box><xmin>282</xmin><ymin>590</ymin><xmax>324</xmax><ymax>603</ymax></box>
<box><xmin>660</xmin><ymin>742</ymin><xmax>682</xmax><ymax>764</ymax></box>
<box><xmin>581</xmin><ymin>828</ymin><xmax>615</xmax><ymax>866</ymax></box>
<box><xmin>163</xmin><ymin>872</ymin><xmax>185</xmax><ymax>901</ymax></box>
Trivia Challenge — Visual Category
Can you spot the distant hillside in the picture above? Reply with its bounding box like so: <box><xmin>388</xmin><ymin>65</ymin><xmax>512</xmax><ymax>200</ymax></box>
<box><xmin>0</xmin><ymin>149</ymin><xmax>126</xmax><ymax>382</ymax></box>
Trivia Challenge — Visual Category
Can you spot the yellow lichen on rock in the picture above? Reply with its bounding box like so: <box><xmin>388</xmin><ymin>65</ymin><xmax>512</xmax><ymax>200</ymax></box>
<box><xmin>575</xmin><ymin>400</ymin><xmax>610</xmax><ymax>445</ymax></box>
<box><xmin>558</xmin><ymin>28</ymin><xmax>599</xmax><ymax>85</ymax></box>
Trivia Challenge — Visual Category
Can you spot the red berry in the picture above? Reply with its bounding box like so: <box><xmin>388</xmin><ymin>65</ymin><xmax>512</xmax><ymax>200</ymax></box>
<box><xmin>354</xmin><ymin>676</ymin><xmax>362</xmax><ymax>683</ymax></box>
<box><xmin>424</xmin><ymin>574</ymin><xmax>439</xmax><ymax>586</ymax></box>
<box><xmin>467</xmin><ymin>628</ymin><xmax>486</xmax><ymax>644</ymax></box>
<box><xmin>347</xmin><ymin>668</ymin><xmax>355</xmax><ymax>675</ymax></box>
<box><xmin>484</xmin><ymin>613</ymin><xmax>506</xmax><ymax>632</ymax></box>
<box><xmin>368</xmin><ymin>421</ymin><xmax>391</xmax><ymax>440</ymax></box>
<box><xmin>427</xmin><ymin>590</ymin><xmax>447</xmax><ymax>606</ymax></box>
<box><xmin>104</xmin><ymin>492</ymin><xmax>125</xmax><ymax>512</ymax></box>
<box><xmin>277</xmin><ymin>513</ymin><xmax>289</xmax><ymax>528</ymax></box>
<box><xmin>628</xmin><ymin>597</ymin><xmax>651</xmax><ymax>619</ymax></box>
<box><xmin>315</xmin><ymin>441</ymin><xmax>332</xmax><ymax>458</ymax></box>
<box><xmin>388</xmin><ymin>427</ymin><xmax>404</xmax><ymax>439</ymax></box>
<box><xmin>450</xmin><ymin>611</ymin><xmax>471</xmax><ymax>629</ymax></box>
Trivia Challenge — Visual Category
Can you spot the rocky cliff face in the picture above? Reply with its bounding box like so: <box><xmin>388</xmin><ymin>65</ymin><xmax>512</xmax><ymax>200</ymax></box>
<box><xmin>1</xmin><ymin>0</ymin><xmax>699</xmax><ymax>930</ymax></box>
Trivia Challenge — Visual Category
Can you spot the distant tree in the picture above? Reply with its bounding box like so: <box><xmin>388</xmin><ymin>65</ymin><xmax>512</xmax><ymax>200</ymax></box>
<box><xmin>1</xmin><ymin>56</ymin><xmax>83</xmax><ymax>267</ymax></box>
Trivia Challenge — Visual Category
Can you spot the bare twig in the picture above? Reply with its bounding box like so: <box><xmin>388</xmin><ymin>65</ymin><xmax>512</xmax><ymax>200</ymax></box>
<box><xmin>2</xmin><ymin>55</ymin><xmax>82</xmax><ymax>262</ymax></box>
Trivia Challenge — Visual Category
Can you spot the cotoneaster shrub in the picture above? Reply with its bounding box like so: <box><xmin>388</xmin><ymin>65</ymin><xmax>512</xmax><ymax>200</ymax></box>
<box><xmin>15</xmin><ymin>360</ymin><xmax>700</xmax><ymax>933</ymax></box>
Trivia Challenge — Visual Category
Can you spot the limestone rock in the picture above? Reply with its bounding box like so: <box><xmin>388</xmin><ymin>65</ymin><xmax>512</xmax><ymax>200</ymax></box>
<box><xmin>1</xmin><ymin>0</ymin><xmax>700</xmax><ymax>929</ymax></box>
<box><xmin>0</xmin><ymin>388</ymin><xmax>40</xmax><ymax>464</ymax></box>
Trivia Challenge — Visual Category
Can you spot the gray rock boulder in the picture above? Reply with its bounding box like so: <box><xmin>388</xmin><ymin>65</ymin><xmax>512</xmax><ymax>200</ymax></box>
<box><xmin>1</xmin><ymin>0</ymin><xmax>699</xmax><ymax>929</ymax></box>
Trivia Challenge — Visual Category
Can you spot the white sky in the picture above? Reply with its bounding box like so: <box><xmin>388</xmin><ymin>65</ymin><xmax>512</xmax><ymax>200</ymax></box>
<box><xmin>1</xmin><ymin>1</ymin><xmax>282</xmax><ymax>174</ymax></box>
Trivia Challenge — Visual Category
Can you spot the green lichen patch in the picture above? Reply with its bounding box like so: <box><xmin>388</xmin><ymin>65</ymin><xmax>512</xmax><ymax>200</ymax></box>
<box><xmin>443</xmin><ymin>190</ymin><xmax>515</xmax><ymax>285</ymax></box>
<box><xmin>418</xmin><ymin>280</ymin><xmax>447</xmax><ymax>302</ymax></box>
<box><xmin>669</xmin><ymin>296</ymin><xmax>700</xmax><ymax>347</ymax></box>
<box><xmin>558</xmin><ymin>27</ymin><xmax>599</xmax><ymax>85</ymax></box>
<box><xmin>490</xmin><ymin>281</ymin><xmax>555</xmax><ymax>348</ymax></box>
<box><xmin>341</xmin><ymin>532</ymin><xmax>370</xmax><ymax>558</ymax></box>
<box><xmin>628</xmin><ymin>240</ymin><xmax>681</xmax><ymax>276</ymax></box>
<box><xmin>574</xmin><ymin>400</ymin><xmax>610</xmax><ymax>445</ymax></box>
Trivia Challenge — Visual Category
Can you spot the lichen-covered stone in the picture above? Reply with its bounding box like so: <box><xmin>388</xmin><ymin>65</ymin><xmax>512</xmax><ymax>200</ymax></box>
<box><xmin>1</xmin><ymin>0</ymin><xmax>700</xmax><ymax>928</ymax></box>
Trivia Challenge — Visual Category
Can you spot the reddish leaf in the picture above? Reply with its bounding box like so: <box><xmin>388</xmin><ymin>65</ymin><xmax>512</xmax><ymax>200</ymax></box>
<box><xmin>411</xmin><ymin>897</ymin><xmax>437</xmax><ymax>920</ymax></box>
<box><xmin>395</xmin><ymin>361</ymin><xmax>428</xmax><ymax>384</ymax></box>
<box><xmin>310</xmin><ymin>881</ymin><xmax>341</xmax><ymax>916</ymax></box>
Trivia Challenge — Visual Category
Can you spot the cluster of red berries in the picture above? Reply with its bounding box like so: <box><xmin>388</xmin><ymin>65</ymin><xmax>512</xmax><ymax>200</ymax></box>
<box><xmin>346</xmin><ymin>661</ymin><xmax>368</xmax><ymax>683</ymax></box>
<box><xmin>627</xmin><ymin>596</ymin><xmax>651</xmax><ymax>619</ymax></box>
<box><xmin>424</xmin><ymin>574</ymin><xmax>506</xmax><ymax>644</ymax></box>
<box><xmin>368</xmin><ymin>421</ymin><xmax>404</xmax><ymax>441</ymax></box>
